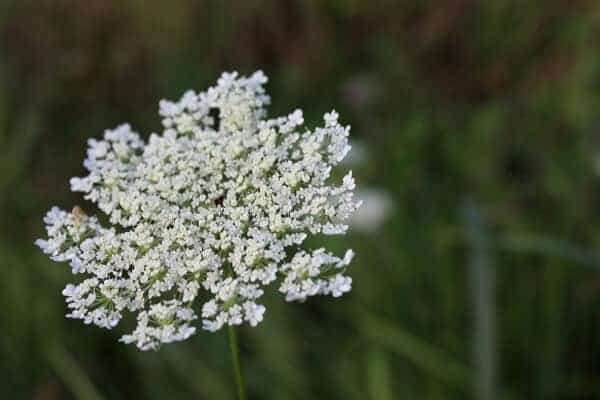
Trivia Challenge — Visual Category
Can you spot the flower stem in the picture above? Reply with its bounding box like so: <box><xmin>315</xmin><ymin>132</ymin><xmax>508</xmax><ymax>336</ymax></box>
<box><xmin>228</xmin><ymin>325</ymin><xmax>246</xmax><ymax>400</ymax></box>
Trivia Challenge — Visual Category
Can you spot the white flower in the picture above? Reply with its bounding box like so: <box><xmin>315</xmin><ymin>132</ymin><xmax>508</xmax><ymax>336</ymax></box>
<box><xmin>36</xmin><ymin>71</ymin><xmax>359</xmax><ymax>350</ymax></box>
<box><xmin>328</xmin><ymin>275</ymin><xmax>352</xmax><ymax>298</ymax></box>
<box><xmin>243</xmin><ymin>301</ymin><xmax>265</xmax><ymax>326</ymax></box>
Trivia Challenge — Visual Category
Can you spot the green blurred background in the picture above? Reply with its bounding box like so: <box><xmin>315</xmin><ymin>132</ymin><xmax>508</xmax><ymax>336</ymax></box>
<box><xmin>1</xmin><ymin>1</ymin><xmax>599</xmax><ymax>399</ymax></box>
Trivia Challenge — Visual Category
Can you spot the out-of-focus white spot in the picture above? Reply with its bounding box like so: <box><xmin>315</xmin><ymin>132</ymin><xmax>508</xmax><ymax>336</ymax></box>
<box><xmin>342</xmin><ymin>140</ymin><xmax>368</xmax><ymax>167</ymax></box>
<box><xmin>350</xmin><ymin>189</ymin><xmax>393</xmax><ymax>233</ymax></box>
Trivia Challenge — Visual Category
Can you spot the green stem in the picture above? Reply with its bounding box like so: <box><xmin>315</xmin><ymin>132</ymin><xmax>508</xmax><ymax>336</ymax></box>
<box><xmin>228</xmin><ymin>325</ymin><xmax>246</xmax><ymax>400</ymax></box>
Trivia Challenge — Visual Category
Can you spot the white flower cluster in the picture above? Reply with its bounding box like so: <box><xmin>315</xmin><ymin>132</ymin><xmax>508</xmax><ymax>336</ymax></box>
<box><xmin>36</xmin><ymin>71</ymin><xmax>360</xmax><ymax>350</ymax></box>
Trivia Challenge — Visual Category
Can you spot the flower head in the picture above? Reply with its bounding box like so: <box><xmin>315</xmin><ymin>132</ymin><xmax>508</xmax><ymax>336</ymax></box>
<box><xmin>37</xmin><ymin>71</ymin><xmax>360</xmax><ymax>350</ymax></box>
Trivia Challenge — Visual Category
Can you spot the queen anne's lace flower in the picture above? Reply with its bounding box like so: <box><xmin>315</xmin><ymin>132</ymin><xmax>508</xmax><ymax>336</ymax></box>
<box><xmin>36</xmin><ymin>71</ymin><xmax>360</xmax><ymax>350</ymax></box>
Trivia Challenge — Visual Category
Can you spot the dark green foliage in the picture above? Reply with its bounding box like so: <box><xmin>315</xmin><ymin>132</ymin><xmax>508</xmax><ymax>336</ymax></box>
<box><xmin>1</xmin><ymin>1</ymin><xmax>599</xmax><ymax>398</ymax></box>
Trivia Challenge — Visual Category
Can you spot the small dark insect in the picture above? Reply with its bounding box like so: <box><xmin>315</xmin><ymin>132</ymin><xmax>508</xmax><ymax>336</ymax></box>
<box><xmin>209</xmin><ymin>107</ymin><xmax>221</xmax><ymax>131</ymax></box>
<box><xmin>214</xmin><ymin>195</ymin><xmax>225</xmax><ymax>207</ymax></box>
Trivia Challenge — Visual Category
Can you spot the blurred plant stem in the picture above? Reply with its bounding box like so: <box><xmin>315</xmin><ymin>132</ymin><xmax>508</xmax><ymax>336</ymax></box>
<box><xmin>228</xmin><ymin>325</ymin><xmax>246</xmax><ymax>400</ymax></box>
<box><xmin>463</xmin><ymin>200</ymin><xmax>497</xmax><ymax>400</ymax></box>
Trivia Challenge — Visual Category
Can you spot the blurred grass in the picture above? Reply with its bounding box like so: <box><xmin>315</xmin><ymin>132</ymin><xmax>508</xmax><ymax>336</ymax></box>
<box><xmin>44</xmin><ymin>344</ymin><xmax>106</xmax><ymax>400</ymax></box>
<box><xmin>366</xmin><ymin>347</ymin><xmax>393</xmax><ymax>400</ymax></box>
<box><xmin>358</xmin><ymin>313</ymin><xmax>471</xmax><ymax>389</ymax></box>
<box><xmin>1</xmin><ymin>0</ymin><xmax>600</xmax><ymax>399</ymax></box>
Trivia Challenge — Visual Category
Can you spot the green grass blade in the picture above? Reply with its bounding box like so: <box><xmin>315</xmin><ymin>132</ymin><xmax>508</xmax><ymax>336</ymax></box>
<box><xmin>357</xmin><ymin>313</ymin><xmax>471</xmax><ymax>388</ymax></box>
<box><xmin>366</xmin><ymin>347</ymin><xmax>393</xmax><ymax>400</ymax></box>
<box><xmin>44</xmin><ymin>344</ymin><xmax>106</xmax><ymax>400</ymax></box>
